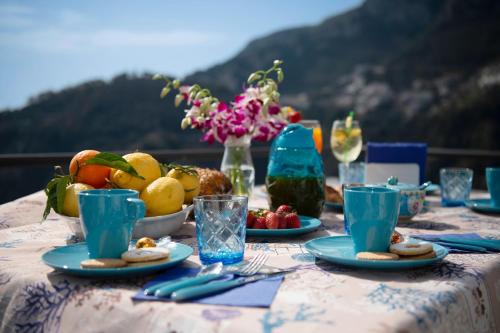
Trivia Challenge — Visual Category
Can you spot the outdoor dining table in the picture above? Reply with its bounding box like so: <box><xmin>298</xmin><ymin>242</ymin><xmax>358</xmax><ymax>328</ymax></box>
<box><xmin>0</xmin><ymin>188</ymin><xmax>499</xmax><ymax>333</ymax></box>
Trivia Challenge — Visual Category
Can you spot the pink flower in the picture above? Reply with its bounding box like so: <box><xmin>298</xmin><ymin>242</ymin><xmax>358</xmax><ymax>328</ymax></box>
<box><xmin>179</xmin><ymin>85</ymin><xmax>289</xmax><ymax>144</ymax></box>
<box><xmin>268</xmin><ymin>103</ymin><xmax>280</xmax><ymax>115</ymax></box>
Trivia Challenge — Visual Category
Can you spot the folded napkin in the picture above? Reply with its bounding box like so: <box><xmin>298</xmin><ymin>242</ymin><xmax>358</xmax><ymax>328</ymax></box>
<box><xmin>132</xmin><ymin>265</ymin><xmax>284</xmax><ymax>308</ymax></box>
<box><xmin>411</xmin><ymin>233</ymin><xmax>499</xmax><ymax>253</ymax></box>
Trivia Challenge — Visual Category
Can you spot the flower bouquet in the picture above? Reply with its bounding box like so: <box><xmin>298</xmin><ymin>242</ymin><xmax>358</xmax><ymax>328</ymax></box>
<box><xmin>155</xmin><ymin>60</ymin><xmax>301</xmax><ymax>195</ymax></box>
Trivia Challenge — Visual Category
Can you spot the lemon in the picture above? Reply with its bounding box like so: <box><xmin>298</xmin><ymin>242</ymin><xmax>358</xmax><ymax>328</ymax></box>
<box><xmin>110</xmin><ymin>152</ymin><xmax>162</xmax><ymax>192</ymax></box>
<box><xmin>166</xmin><ymin>167</ymin><xmax>200</xmax><ymax>204</ymax></box>
<box><xmin>62</xmin><ymin>183</ymin><xmax>94</xmax><ymax>217</ymax></box>
<box><xmin>349</xmin><ymin>128</ymin><xmax>362</xmax><ymax>138</ymax></box>
<box><xmin>140</xmin><ymin>177</ymin><xmax>185</xmax><ymax>216</ymax></box>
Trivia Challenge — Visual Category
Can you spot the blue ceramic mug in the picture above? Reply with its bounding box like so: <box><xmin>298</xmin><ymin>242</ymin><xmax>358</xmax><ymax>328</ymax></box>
<box><xmin>486</xmin><ymin>167</ymin><xmax>500</xmax><ymax>207</ymax></box>
<box><xmin>344</xmin><ymin>186</ymin><xmax>400</xmax><ymax>253</ymax></box>
<box><xmin>78</xmin><ymin>189</ymin><xmax>145</xmax><ymax>259</ymax></box>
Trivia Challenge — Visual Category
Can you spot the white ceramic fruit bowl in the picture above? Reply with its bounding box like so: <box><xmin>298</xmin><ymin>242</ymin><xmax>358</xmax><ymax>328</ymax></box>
<box><xmin>57</xmin><ymin>205</ymin><xmax>192</xmax><ymax>240</ymax></box>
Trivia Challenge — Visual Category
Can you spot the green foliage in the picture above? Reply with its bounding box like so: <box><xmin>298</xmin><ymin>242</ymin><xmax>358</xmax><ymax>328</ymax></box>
<box><xmin>86</xmin><ymin>152</ymin><xmax>144</xmax><ymax>179</ymax></box>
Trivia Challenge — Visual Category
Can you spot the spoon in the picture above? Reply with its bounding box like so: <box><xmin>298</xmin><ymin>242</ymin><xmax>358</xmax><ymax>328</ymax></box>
<box><xmin>419</xmin><ymin>181</ymin><xmax>432</xmax><ymax>190</ymax></box>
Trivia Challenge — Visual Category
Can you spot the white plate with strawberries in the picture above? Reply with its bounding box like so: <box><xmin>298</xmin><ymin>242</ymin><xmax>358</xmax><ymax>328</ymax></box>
<box><xmin>246</xmin><ymin>205</ymin><xmax>322</xmax><ymax>237</ymax></box>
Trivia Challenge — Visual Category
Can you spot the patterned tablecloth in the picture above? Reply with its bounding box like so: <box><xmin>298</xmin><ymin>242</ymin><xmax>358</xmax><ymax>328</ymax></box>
<box><xmin>0</xmin><ymin>189</ymin><xmax>499</xmax><ymax>333</ymax></box>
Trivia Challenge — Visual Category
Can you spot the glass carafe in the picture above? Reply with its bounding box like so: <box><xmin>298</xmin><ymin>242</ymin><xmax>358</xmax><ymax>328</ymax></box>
<box><xmin>265</xmin><ymin>124</ymin><xmax>325</xmax><ymax>217</ymax></box>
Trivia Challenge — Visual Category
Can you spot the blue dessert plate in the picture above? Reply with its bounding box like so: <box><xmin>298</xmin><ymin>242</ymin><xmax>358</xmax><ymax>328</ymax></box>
<box><xmin>247</xmin><ymin>215</ymin><xmax>322</xmax><ymax>237</ymax></box>
<box><xmin>324</xmin><ymin>201</ymin><xmax>343</xmax><ymax>212</ymax></box>
<box><xmin>42</xmin><ymin>242</ymin><xmax>193</xmax><ymax>277</ymax></box>
<box><xmin>465</xmin><ymin>199</ymin><xmax>500</xmax><ymax>214</ymax></box>
<box><xmin>304</xmin><ymin>236</ymin><xmax>448</xmax><ymax>270</ymax></box>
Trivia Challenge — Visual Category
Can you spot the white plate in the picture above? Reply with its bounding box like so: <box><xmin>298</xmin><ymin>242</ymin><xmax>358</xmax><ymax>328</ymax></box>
<box><xmin>57</xmin><ymin>205</ymin><xmax>192</xmax><ymax>240</ymax></box>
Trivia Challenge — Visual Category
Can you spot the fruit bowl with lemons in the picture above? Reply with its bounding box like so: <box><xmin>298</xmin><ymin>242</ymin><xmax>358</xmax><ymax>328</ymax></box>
<box><xmin>45</xmin><ymin>150</ymin><xmax>200</xmax><ymax>240</ymax></box>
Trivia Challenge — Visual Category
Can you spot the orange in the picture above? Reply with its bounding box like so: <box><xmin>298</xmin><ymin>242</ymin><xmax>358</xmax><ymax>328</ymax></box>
<box><xmin>69</xmin><ymin>150</ymin><xmax>110</xmax><ymax>188</ymax></box>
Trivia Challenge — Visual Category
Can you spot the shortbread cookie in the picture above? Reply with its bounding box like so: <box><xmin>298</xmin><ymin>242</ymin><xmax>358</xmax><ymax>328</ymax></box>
<box><xmin>389</xmin><ymin>241</ymin><xmax>433</xmax><ymax>256</ymax></box>
<box><xmin>81</xmin><ymin>258</ymin><xmax>127</xmax><ymax>269</ymax></box>
<box><xmin>127</xmin><ymin>257</ymin><xmax>171</xmax><ymax>267</ymax></box>
<box><xmin>356</xmin><ymin>252</ymin><xmax>399</xmax><ymax>260</ymax></box>
<box><xmin>121</xmin><ymin>247</ymin><xmax>170</xmax><ymax>263</ymax></box>
<box><xmin>400</xmin><ymin>250</ymin><xmax>437</xmax><ymax>260</ymax></box>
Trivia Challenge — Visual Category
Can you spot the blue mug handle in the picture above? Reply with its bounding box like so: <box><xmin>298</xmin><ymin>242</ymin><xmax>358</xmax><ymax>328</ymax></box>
<box><xmin>126</xmin><ymin>198</ymin><xmax>146</xmax><ymax>222</ymax></box>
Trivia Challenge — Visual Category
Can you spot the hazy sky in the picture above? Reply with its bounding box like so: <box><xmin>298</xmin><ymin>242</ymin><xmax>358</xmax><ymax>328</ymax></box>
<box><xmin>0</xmin><ymin>0</ymin><xmax>362</xmax><ymax>110</ymax></box>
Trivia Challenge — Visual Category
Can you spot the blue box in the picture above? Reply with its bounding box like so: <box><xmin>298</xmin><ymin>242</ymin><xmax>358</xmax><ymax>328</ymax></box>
<box><xmin>366</xmin><ymin>142</ymin><xmax>427</xmax><ymax>184</ymax></box>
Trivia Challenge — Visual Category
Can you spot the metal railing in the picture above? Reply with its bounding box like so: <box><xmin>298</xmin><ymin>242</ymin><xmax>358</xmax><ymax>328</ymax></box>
<box><xmin>0</xmin><ymin>147</ymin><xmax>499</xmax><ymax>167</ymax></box>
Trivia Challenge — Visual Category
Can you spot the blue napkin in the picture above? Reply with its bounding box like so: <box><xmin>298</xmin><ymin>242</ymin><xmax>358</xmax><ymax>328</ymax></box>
<box><xmin>366</xmin><ymin>142</ymin><xmax>427</xmax><ymax>184</ymax></box>
<box><xmin>411</xmin><ymin>233</ymin><xmax>497</xmax><ymax>253</ymax></box>
<box><xmin>132</xmin><ymin>265</ymin><xmax>284</xmax><ymax>308</ymax></box>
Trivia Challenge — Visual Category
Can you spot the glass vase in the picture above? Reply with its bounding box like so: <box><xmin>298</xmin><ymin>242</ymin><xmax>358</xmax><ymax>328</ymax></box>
<box><xmin>220</xmin><ymin>135</ymin><xmax>255</xmax><ymax>196</ymax></box>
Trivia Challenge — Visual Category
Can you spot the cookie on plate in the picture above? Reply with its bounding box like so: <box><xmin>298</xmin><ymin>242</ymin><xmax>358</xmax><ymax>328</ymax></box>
<box><xmin>127</xmin><ymin>257</ymin><xmax>171</xmax><ymax>267</ymax></box>
<box><xmin>389</xmin><ymin>241</ymin><xmax>433</xmax><ymax>256</ymax></box>
<box><xmin>400</xmin><ymin>250</ymin><xmax>437</xmax><ymax>260</ymax></box>
<box><xmin>81</xmin><ymin>258</ymin><xmax>128</xmax><ymax>269</ymax></box>
<box><xmin>121</xmin><ymin>247</ymin><xmax>170</xmax><ymax>263</ymax></box>
<box><xmin>356</xmin><ymin>252</ymin><xmax>399</xmax><ymax>261</ymax></box>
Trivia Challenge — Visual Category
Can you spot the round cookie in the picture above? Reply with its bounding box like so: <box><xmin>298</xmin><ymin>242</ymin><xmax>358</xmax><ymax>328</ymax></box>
<box><xmin>390</xmin><ymin>241</ymin><xmax>433</xmax><ymax>256</ymax></box>
<box><xmin>400</xmin><ymin>250</ymin><xmax>437</xmax><ymax>260</ymax></box>
<box><xmin>81</xmin><ymin>258</ymin><xmax>127</xmax><ymax>269</ymax></box>
<box><xmin>121</xmin><ymin>247</ymin><xmax>170</xmax><ymax>263</ymax></box>
<box><xmin>127</xmin><ymin>257</ymin><xmax>171</xmax><ymax>267</ymax></box>
<box><xmin>356</xmin><ymin>252</ymin><xmax>399</xmax><ymax>261</ymax></box>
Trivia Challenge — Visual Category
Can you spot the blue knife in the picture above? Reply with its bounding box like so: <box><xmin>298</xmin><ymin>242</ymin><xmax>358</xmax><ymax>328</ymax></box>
<box><xmin>171</xmin><ymin>268</ymin><xmax>295</xmax><ymax>302</ymax></box>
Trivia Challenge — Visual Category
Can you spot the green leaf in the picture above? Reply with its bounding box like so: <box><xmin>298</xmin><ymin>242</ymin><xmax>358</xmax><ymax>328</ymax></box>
<box><xmin>85</xmin><ymin>152</ymin><xmax>145</xmax><ymax>180</ymax></box>
<box><xmin>172</xmin><ymin>79</ymin><xmax>181</xmax><ymax>89</ymax></box>
<box><xmin>152</xmin><ymin>74</ymin><xmax>163</xmax><ymax>80</ymax></box>
<box><xmin>43</xmin><ymin>176</ymin><xmax>69</xmax><ymax>220</ymax></box>
<box><xmin>56</xmin><ymin>176</ymin><xmax>70</xmax><ymax>213</ymax></box>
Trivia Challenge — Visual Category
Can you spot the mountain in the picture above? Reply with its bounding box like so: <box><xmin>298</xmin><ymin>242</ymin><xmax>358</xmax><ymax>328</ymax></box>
<box><xmin>1</xmin><ymin>0</ymin><xmax>500</xmax><ymax>203</ymax></box>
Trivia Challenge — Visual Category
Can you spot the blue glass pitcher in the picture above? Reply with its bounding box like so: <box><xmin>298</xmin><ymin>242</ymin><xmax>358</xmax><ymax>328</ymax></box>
<box><xmin>266</xmin><ymin>124</ymin><xmax>325</xmax><ymax>217</ymax></box>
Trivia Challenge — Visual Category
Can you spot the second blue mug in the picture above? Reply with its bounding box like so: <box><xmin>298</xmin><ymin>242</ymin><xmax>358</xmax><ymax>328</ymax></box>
<box><xmin>344</xmin><ymin>186</ymin><xmax>400</xmax><ymax>253</ymax></box>
<box><xmin>486</xmin><ymin>167</ymin><xmax>500</xmax><ymax>207</ymax></box>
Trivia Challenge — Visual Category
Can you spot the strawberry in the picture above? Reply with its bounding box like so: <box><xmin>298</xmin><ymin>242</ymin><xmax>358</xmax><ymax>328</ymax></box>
<box><xmin>276</xmin><ymin>204</ymin><xmax>293</xmax><ymax>216</ymax></box>
<box><xmin>285</xmin><ymin>213</ymin><xmax>301</xmax><ymax>229</ymax></box>
<box><xmin>265</xmin><ymin>212</ymin><xmax>280</xmax><ymax>229</ymax></box>
<box><xmin>254</xmin><ymin>217</ymin><xmax>267</xmax><ymax>229</ymax></box>
<box><xmin>246</xmin><ymin>211</ymin><xmax>256</xmax><ymax>228</ymax></box>
<box><xmin>278</xmin><ymin>215</ymin><xmax>288</xmax><ymax>229</ymax></box>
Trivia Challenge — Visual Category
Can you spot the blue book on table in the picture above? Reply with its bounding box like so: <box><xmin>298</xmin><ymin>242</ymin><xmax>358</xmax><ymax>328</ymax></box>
<box><xmin>366</xmin><ymin>142</ymin><xmax>427</xmax><ymax>184</ymax></box>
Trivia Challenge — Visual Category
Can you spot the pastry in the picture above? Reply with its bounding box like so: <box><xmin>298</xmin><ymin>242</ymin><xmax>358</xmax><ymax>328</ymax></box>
<box><xmin>121</xmin><ymin>247</ymin><xmax>170</xmax><ymax>263</ymax></box>
<box><xmin>136</xmin><ymin>237</ymin><xmax>156</xmax><ymax>249</ymax></box>
<box><xmin>325</xmin><ymin>185</ymin><xmax>343</xmax><ymax>203</ymax></box>
<box><xmin>195</xmin><ymin>168</ymin><xmax>232</xmax><ymax>195</ymax></box>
